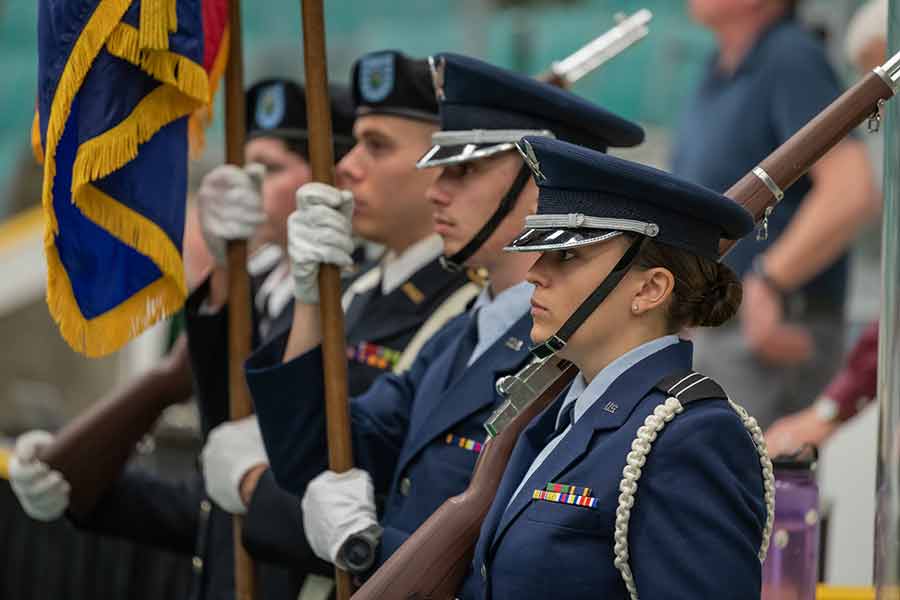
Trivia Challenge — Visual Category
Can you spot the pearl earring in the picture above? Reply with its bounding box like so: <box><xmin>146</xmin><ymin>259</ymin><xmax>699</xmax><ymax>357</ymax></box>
<box><xmin>632</xmin><ymin>304</ymin><xmax>639</xmax><ymax>313</ymax></box>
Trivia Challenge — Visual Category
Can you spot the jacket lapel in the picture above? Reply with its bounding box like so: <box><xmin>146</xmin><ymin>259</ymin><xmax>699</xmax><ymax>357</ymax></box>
<box><xmin>477</xmin><ymin>392</ymin><xmax>565</xmax><ymax>563</ymax></box>
<box><xmin>395</xmin><ymin>314</ymin><xmax>533</xmax><ymax>475</ymax></box>
<box><xmin>488</xmin><ymin>341</ymin><xmax>694</xmax><ymax>553</ymax></box>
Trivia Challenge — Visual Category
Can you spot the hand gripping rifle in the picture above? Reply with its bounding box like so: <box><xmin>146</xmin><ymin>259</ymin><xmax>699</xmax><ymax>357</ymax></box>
<box><xmin>36</xmin><ymin>335</ymin><xmax>193</xmax><ymax>517</ymax></box>
<box><xmin>353</xmin><ymin>51</ymin><xmax>900</xmax><ymax>600</ymax></box>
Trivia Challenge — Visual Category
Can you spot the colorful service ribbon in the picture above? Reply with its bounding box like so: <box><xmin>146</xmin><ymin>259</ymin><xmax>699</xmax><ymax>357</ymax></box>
<box><xmin>347</xmin><ymin>342</ymin><xmax>402</xmax><ymax>371</ymax></box>
<box><xmin>444</xmin><ymin>434</ymin><xmax>483</xmax><ymax>454</ymax></box>
<box><xmin>532</xmin><ymin>484</ymin><xmax>598</xmax><ymax>508</ymax></box>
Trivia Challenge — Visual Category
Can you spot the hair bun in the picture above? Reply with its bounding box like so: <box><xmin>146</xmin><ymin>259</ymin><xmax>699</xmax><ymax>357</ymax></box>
<box><xmin>697</xmin><ymin>263</ymin><xmax>742</xmax><ymax>327</ymax></box>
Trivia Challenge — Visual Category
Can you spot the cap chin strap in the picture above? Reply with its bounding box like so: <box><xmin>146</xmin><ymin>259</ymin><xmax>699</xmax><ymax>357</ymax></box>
<box><xmin>531</xmin><ymin>236</ymin><xmax>645</xmax><ymax>359</ymax></box>
<box><xmin>440</xmin><ymin>164</ymin><xmax>533</xmax><ymax>273</ymax></box>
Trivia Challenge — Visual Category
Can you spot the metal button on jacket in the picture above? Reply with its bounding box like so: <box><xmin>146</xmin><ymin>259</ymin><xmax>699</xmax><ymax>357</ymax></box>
<box><xmin>399</xmin><ymin>477</ymin><xmax>412</xmax><ymax>496</ymax></box>
<box><xmin>192</xmin><ymin>556</ymin><xmax>204</xmax><ymax>573</ymax></box>
<box><xmin>480</xmin><ymin>563</ymin><xmax>487</xmax><ymax>580</ymax></box>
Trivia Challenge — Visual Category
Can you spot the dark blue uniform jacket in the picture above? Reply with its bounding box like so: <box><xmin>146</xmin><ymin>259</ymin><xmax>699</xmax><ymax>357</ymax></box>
<box><xmin>71</xmin><ymin>257</ymin><xmax>470</xmax><ymax>598</ymax></box>
<box><xmin>459</xmin><ymin>341</ymin><xmax>767</xmax><ymax>600</ymax></box>
<box><xmin>246</xmin><ymin>310</ymin><xmax>534</xmax><ymax>568</ymax></box>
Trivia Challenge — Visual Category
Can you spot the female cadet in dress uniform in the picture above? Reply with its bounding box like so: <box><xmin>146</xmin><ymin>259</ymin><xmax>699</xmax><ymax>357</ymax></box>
<box><xmin>458</xmin><ymin>136</ymin><xmax>774</xmax><ymax>600</ymax></box>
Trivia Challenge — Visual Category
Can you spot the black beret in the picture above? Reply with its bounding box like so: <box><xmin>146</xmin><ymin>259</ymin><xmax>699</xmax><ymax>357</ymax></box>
<box><xmin>351</xmin><ymin>50</ymin><xmax>439</xmax><ymax>123</ymax></box>
<box><xmin>246</xmin><ymin>78</ymin><xmax>355</xmax><ymax>157</ymax></box>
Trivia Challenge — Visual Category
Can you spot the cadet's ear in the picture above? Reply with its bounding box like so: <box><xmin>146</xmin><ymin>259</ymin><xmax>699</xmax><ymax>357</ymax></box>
<box><xmin>631</xmin><ymin>267</ymin><xmax>674</xmax><ymax>316</ymax></box>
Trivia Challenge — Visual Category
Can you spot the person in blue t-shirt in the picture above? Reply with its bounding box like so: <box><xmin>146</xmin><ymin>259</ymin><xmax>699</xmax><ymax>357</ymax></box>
<box><xmin>671</xmin><ymin>0</ymin><xmax>879</xmax><ymax>428</ymax></box>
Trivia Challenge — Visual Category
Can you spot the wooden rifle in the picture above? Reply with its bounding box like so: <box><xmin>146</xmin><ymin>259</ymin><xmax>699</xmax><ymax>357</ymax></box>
<box><xmin>354</xmin><ymin>50</ymin><xmax>900</xmax><ymax>600</ymax></box>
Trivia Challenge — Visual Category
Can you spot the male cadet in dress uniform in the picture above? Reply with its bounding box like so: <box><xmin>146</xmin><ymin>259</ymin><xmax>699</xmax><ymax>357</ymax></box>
<box><xmin>244</xmin><ymin>53</ymin><xmax>644</xmax><ymax>580</ymax></box>
<box><xmin>9</xmin><ymin>78</ymin><xmax>355</xmax><ymax>600</ymax></box>
<box><xmin>200</xmin><ymin>51</ymin><xmax>478</xmax><ymax>586</ymax></box>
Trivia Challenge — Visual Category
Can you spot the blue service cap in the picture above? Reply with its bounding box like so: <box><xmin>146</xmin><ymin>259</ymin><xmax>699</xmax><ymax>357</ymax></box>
<box><xmin>505</xmin><ymin>137</ymin><xmax>755</xmax><ymax>260</ymax></box>
<box><xmin>417</xmin><ymin>53</ymin><xmax>644</xmax><ymax>168</ymax></box>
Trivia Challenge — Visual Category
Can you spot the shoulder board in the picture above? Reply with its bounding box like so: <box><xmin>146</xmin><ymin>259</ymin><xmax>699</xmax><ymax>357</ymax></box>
<box><xmin>654</xmin><ymin>371</ymin><xmax>727</xmax><ymax>406</ymax></box>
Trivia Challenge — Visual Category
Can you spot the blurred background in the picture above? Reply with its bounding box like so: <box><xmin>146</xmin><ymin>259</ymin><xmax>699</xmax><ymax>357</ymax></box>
<box><xmin>0</xmin><ymin>0</ymin><xmax>883</xmax><ymax>596</ymax></box>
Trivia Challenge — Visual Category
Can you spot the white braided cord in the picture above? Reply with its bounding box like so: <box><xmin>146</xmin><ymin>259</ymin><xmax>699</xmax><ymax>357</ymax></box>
<box><xmin>613</xmin><ymin>396</ymin><xmax>683</xmax><ymax>600</ymax></box>
<box><xmin>612</xmin><ymin>395</ymin><xmax>776</xmax><ymax>600</ymax></box>
<box><xmin>727</xmin><ymin>398</ymin><xmax>776</xmax><ymax>563</ymax></box>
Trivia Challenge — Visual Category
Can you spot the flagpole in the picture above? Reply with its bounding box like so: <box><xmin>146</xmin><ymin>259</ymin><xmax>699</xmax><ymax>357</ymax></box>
<box><xmin>298</xmin><ymin>1</ymin><xmax>354</xmax><ymax>598</ymax></box>
<box><xmin>875</xmin><ymin>2</ymin><xmax>900</xmax><ymax>593</ymax></box>
<box><xmin>223</xmin><ymin>1</ymin><xmax>257</xmax><ymax>599</ymax></box>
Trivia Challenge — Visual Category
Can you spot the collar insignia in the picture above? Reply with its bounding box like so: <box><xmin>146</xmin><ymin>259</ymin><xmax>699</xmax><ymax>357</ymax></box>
<box><xmin>505</xmin><ymin>337</ymin><xmax>524</xmax><ymax>351</ymax></box>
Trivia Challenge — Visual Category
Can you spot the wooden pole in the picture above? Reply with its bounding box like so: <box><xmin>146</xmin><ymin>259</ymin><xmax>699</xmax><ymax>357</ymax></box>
<box><xmin>224</xmin><ymin>1</ymin><xmax>257</xmax><ymax>599</ymax></box>
<box><xmin>298</xmin><ymin>1</ymin><xmax>354</xmax><ymax>598</ymax></box>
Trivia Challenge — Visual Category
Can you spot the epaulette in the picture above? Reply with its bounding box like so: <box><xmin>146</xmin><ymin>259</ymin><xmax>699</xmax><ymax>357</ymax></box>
<box><xmin>654</xmin><ymin>371</ymin><xmax>726</xmax><ymax>406</ymax></box>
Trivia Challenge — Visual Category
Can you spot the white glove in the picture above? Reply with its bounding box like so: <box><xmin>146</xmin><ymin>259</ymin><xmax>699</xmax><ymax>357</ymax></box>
<box><xmin>9</xmin><ymin>430</ymin><xmax>70</xmax><ymax>521</ymax></box>
<box><xmin>197</xmin><ymin>163</ymin><xmax>266</xmax><ymax>266</ymax></box>
<box><xmin>288</xmin><ymin>182</ymin><xmax>354</xmax><ymax>304</ymax></box>
<box><xmin>302</xmin><ymin>468</ymin><xmax>378</xmax><ymax>567</ymax></box>
<box><xmin>201</xmin><ymin>416</ymin><xmax>269</xmax><ymax>515</ymax></box>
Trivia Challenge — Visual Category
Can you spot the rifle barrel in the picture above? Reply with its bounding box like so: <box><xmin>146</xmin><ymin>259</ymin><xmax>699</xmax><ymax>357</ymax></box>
<box><xmin>720</xmin><ymin>51</ymin><xmax>900</xmax><ymax>255</ymax></box>
<box><xmin>551</xmin><ymin>9</ymin><xmax>652</xmax><ymax>85</ymax></box>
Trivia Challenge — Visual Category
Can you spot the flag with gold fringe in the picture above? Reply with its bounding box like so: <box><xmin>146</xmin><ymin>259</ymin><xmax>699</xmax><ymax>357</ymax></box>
<box><xmin>35</xmin><ymin>0</ymin><xmax>212</xmax><ymax>357</ymax></box>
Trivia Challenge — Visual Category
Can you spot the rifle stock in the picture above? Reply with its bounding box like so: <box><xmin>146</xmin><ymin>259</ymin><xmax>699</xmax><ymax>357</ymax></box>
<box><xmin>37</xmin><ymin>335</ymin><xmax>193</xmax><ymax>517</ymax></box>
<box><xmin>355</xmin><ymin>51</ymin><xmax>900</xmax><ymax>599</ymax></box>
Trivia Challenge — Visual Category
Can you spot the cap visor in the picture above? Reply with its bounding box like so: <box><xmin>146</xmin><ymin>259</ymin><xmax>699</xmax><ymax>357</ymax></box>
<box><xmin>504</xmin><ymin>228</ymin><xmax>623</xmax><ymax>252</ymax></box>
<box><xmin>416</xmin><ymin>142</ymin><xmax>516</xmax><ymax>168</ymax></box>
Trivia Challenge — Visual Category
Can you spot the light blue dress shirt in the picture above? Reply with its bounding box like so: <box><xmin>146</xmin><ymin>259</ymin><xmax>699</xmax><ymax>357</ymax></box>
<box><xmin>506</xmin><ymin>334</ymin><xmax>681</xmax><ymax>508</ymax></box>
<box><xmin>467</xmin><ymin>282</ymin><xmax>534</xmax><ymax>366</ymax></box>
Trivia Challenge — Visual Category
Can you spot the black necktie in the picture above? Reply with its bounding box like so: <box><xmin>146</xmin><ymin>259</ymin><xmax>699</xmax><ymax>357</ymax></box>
<box><xmin>447</xmin><ymin>309</ymin><xmax>480</xmax><ymax>383</ymax></box>
<box><xmin>344</xmin><ymin>281</ymin><xmax>382</xmax><ymax>334</ymax></box>
<box><xmin>548</xmin><ymin>402</ymin><xmax>576</xmax><ymax>442</ymax></box>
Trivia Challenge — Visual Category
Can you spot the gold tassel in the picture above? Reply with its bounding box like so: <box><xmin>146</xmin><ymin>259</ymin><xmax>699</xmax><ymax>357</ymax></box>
<box><xmin>167</xmin><ymin>0</ymin><xmax>178</xmax><ymax>33</ymax></box>
<box><xmin>39</xmin><ymin>0</ymin><xmax>195</xmax><ymax>357</ymax></box>
<box><xmin>78</xmin><ymin>184</ymin><xmax>186</xmax><ymax>299</ymax></box>
<box><xmin>107</xmin><ymin>22</ymin><xmax>211</xmax><ymax>159</ymax></box>
<box><xmin>71</xmin><ymin>84</ymin><xmax>201</xmax><ymax>190</ymax></box>
<box><xmin>107</xmin><ymin>23</ymin><xmax>208</xmax><ymax>104</ymax></box>
<box><xmin>46</xmin><ymin>240</ymin><xmax>185</xmax><ymax>357</ymax></box>
<box><xmin>139</xmin><ymin>0</ymin><xmax>169</xmax><ymax>50</ymax></box>
<box><xmin>41</xmin><ymin>0</ymin><xmax>132</xmax><ymax>237</ymax></box>
<box><xmin>31</xmin><ymin>111</ymin><xmax>44</xmax><ymax>165</ymax></box>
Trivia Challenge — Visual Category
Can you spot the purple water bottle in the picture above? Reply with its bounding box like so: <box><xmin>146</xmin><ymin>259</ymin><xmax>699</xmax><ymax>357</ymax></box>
<box><xmin>762</xmin><ymin>445</ymin><xmax>820</xmax><ymax>600</ymax></box>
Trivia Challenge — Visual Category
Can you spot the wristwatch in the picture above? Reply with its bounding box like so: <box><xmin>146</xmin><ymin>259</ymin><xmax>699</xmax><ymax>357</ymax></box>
<box><xmin>813</xmin><ymin>396</ymin><xmax>840</xmax><ymax>423</ymax></box>
<box><xmin>338</xmin><ymin>524</ymin><xmax>383</xmax><ymax>575</ymax></box>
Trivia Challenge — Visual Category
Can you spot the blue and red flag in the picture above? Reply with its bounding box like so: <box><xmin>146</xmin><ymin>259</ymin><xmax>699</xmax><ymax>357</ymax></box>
<box><xmin>34</xmin><ymin>0</ymin><xmax>225</xmax><ymax>356</ymax></box>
